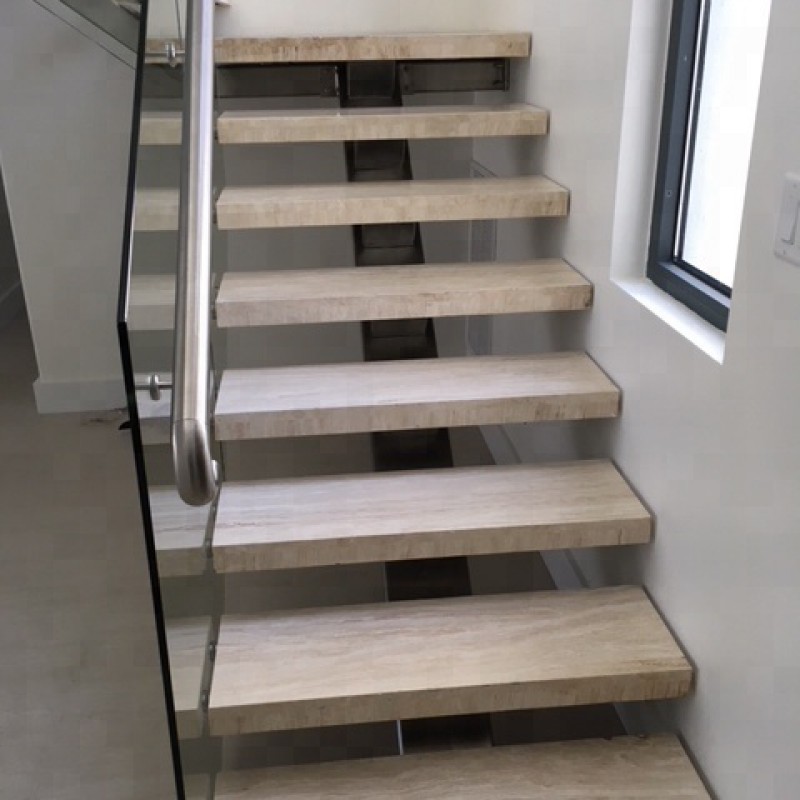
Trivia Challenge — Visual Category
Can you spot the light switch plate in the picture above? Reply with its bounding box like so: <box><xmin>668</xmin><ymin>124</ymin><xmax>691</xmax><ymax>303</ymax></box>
<box><xmin>775</xmin><ymin>173</ymin><xmax>800</xmax><ymax>266</ymax></box>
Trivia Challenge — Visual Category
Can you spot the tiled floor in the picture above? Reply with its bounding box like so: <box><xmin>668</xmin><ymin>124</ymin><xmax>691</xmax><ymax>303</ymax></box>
<box><xmin>0</xmin><ymin>313</ymin><xmax>175</xmax><ymax>799</ymax></box>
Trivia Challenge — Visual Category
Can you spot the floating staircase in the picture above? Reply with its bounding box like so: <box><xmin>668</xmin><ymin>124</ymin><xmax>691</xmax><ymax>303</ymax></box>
<box><xmin>130</xmin><ymin>30</ymin><xmax>710</xmax><ymax>800</ymax></box>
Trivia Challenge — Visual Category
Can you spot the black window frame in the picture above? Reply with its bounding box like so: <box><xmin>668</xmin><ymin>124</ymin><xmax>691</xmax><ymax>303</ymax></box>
<box><xmin>648</xmin><ymin>0</ymin><xmax>732</xmax><ymax>332</ymax></box>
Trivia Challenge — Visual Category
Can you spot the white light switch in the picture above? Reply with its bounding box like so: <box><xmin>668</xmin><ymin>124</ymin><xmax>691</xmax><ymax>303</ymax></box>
<box><xmin>775</xmin><ymin>173</ymin><xmax>800</xmax><ymax>265</ymax></box>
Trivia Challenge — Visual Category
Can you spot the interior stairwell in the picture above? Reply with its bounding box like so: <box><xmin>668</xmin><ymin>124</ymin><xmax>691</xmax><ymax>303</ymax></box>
<box><xmin>122</xmin><ymin>16</ymin><xmax>711</xmax><ymax>800</ymax></box>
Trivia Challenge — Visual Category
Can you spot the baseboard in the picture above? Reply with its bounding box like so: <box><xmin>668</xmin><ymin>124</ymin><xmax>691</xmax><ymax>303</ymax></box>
<box><xmin>0</xmin><ymin>282</ymin><xmax>25</xmax><ymax>330</ymax></box>
<box><xmin>33</xmin><ymin>375</ymin><xmax>126</xmax><ymax>414</ymax></box>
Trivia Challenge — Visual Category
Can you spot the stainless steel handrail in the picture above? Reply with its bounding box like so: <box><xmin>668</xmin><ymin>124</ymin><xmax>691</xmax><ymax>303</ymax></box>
<box><xmin>172</xmin><ymin>0</ymin><xmax>218</xmax><ymax>506</ymax></box>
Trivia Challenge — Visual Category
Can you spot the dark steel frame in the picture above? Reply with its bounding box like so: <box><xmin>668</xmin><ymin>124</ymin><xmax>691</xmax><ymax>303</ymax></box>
<box><xmin>648</xmin><ymin>0</ymin><xmax>731</xmax><ymax>332</ymax></box>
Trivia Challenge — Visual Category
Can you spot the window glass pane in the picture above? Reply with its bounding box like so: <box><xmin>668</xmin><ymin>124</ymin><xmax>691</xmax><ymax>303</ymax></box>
<box><xmin>680</xmin><ymin>0</ymin><xmax>771</xmax><ymax>288</ymax></box>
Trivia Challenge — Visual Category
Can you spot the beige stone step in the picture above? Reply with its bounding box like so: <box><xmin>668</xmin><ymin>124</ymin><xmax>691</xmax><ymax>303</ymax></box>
<box><xmin>128</xmin><ymin>275</ymin><xmax>175</xmax><ymax>331</ymax></box>
<box><xmin>141</xmin><ymin>104</ymin><xmax>548</xmax><ymax>147</ymax></box>
<box><xmin>166</xmin><ymin>617</ymin><xmax>212</xmax><ymax>739</ymax></box>
<box><xmin>213</xmin><ymin>353</ymin><xmax>620</xmax><ymax>441</ymax></box>
<box><xmin>130</xmin><ymin>261</ymin><xmax>590</xmax><ymax>331</ymax></box>
<box><xmin>211</xmin><ymin>33</ymin><xmax>532</xmax><ymax>65</ymax></box>
<box><xmin>207</xmin><ymin>587</ymin><xmax>692</xmax><ymax>736</ymax></box>
<box><xmin>216</xmin><ymin>176</ymin><xmax>568</xmax><ymax>230</ymax></box>
<box><xmin>147</xmin><ymin>32</ymin><xmax>531</xmax><ymax>67</ymax></box>
<box><xmin>215</xmin><ymin>260</ymin><xmax>590</xmax><ymax>328</ymax></box>
<box><xmin>150</xmin><ymin>487</ymin><xmax>210</xmax><ymax>578</ymax></box>
<box><xmin>139</xmin><ymin>111</ymin><xmax>182</xmax><ymax>146</ymax></box>
<box><xmin>217</xmin><ymin>103</ymin><xmax>548</xmax><ymax>144</ymax></box>
<box><xmin>134</xmin><ymin>188</ymin><xmax>179</xmax><ymax>232</ymax></box>
<box><xmin>212</xmin><ymin>736</ymin><xmax>710</xmax><ymax>799</ymax></box>
<box><xmin>136</xmin><ymin>385</ymin><xmax>171</xmax><ymax>446</ymax></box>
<box><xmin>128</xmin><ymin>272</ymin><xmax>220</xmax><ymax>331</ymax></box>
<box><xmin>212</xmin><ymin>460</ymin><xmax>651</xmax><ymax>572</ymax></box>
<box><xmin>142</xmin><ymin>354</ymin><xmax>618</xmax><ymax>444</ymax></box>
<box><xmin>135</xmin><ymin>177</ymin><xmax>568</xmax><ymax>232</ymax></box>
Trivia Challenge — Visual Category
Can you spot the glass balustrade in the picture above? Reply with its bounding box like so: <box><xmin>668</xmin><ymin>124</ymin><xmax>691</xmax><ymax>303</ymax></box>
<box><xmin>117</xmin><ymin>1</ymin><xmax>225</xmax><ymax>797</ymax></box>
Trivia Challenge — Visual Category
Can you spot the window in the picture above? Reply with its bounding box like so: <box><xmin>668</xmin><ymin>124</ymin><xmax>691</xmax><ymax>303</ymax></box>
<box><xmin>649</xmin><ymin>0</ymin><xmax>771</xmax><ymax>331</ymax></box>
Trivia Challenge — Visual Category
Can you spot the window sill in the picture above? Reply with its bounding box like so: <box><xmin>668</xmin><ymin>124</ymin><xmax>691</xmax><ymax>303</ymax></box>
<box><xmin>614</xmin><ymin>276</ymin><xmax>726</xmax><ymax>364</ymax></box>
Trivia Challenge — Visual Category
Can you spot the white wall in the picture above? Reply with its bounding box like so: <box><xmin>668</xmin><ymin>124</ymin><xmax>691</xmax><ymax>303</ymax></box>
<box><xmin>146</xmin><ymin>0</ymin><xmax>500</xmax><ymax>40</ymax></box>
<box><xmin>475</xmin><ymin>0</ymin><xmax>800</xmax><ymax>796</ymax></box>
<box><xmin>213</xmin><ymin>0</ymin><xmax>497</xmax><ymax>39</ymax></box>
<box><xmin>0</xmin><ymin>1</ymin><xmax>134</xmax><ymax>412</ymax></box>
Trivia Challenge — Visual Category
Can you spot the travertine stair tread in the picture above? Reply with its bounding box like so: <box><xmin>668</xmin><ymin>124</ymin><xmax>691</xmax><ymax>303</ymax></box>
<box><xmin>217</xmin><ymin>103</ymin><xmax>548</xmax><ymax>144</ymax></box>
<box><xmin>215</xmin><ymin>260</ymin><xmax>591</xmax><ymax>328</ymax></box>
<box><xmin>213</xmin><ymin>460</ymin><xmax>651</xmax><ymax>572</ymax></box>
<box><xmin>202</xmin><ymin>33</ymin><xmax>531</xmax><ymax>65</ymax></box>
<box><xmin>214</xmin><ymin>353</ymin><xmax>620</xmax><ymax>441</ymax></box>
<box><xmin>136</xmin><ymin>177</ymin><xmax>568</xmax><ymax>232</ymax></box>
<box><xmin>207</xmin><ymin>586</ymin><xmax>692</xmax><ymax>735</ymax></box>
<box><xmin>215</xmin><ymin>176</ymin><xmax>568</xmax><ymax>230</ymax></box>
<box><xmin>150</xmin><ymin>487</ymin><xmax>209</xmax><ymax>577</ymax></box>
<box><xmin>134</xmin><ymin>188</ymin><xmax>179</xmax><ymax>232</ymax></box>
<box><xmin>140</xmin><ymin>111</ymin><xmax>182</xmax><ymax>146</ymax></box>
<box><xmin>128</xmin><ymin>274</ymin><xmax>175</xmax><ymax>330</ymax></box>
<box><xmin>141</xmin><ymin>104</ymin><xmax>548</xmax><ymax>147</ymax></box>
<box><xmin>165</xmin><ymin>617</ymin><xmax>211</xmax><ymax>739</ymax></box>
<box><xmin>137</xmin><ymin>386</ymin><xmax>171</xmax><ymax>445</ymax></box>
<box><xmin>212</xmin><ymin>736</ymin><xmax>710</xmax><ymax>799</ymax></box>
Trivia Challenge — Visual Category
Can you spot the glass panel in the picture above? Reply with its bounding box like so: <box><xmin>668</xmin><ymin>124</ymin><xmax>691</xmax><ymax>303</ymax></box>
<box><xmin>679</xmin><ymin>0</ymin><xmax>771</xmax><ymax>288</ymax></box>
<box><xmin>118</xmin><ymin>1</ymin><xmax>221</xmax><ymax>796</ymax></box>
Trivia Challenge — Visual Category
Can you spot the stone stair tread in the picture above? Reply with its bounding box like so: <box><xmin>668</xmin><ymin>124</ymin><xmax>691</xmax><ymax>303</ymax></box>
<box><xmin>141</xmin><ymin>104</ymin><xmax>548</xmax><ymax>146</ymax></box>
<box><xmin>150</xmin><ymin>486</ymin><xmax>210</xmax><ymax>577</ymax></box>
<box><xmin>134</xmin><ymin>188</ymin><xmax>180</xmax><ymax>232</ymax></box>
<box><xmin>128</xmin><ymin>274</ymin><xmax>175</xmax><ymax>331</ymax></box>
<box><xmin>215</xmin><ymin>176</ymin><xmax>568</xmax><ymax>230</ymax></box>
<box><xmin>213</xmin><ymin>460</ymin><xmax>651</xmax><ymax>572</ymax></box>
<box><xmin>207</xmin><ymin>587</ymin><xmax>692</xmax><ymax>736</ymax></box>
<box><xmin>136</xmin><ymin>385</ymin><xmax>171</xmax><ymax>446</ymax></box>
<box><xmin>166</xmin><ymin>617</ymin><xmax>212</xmax><ymax>739</ymax></box>
<box><xmin>210</xmin><ymin>32</ymin><xmax>532</xmax><ymax>65</ymax></box>
<box><xmin>139</xmin><ymin>110</ymin><xmax>182</xmax><ymax>146</ymax></box>
<box><xmin>134</xmin><ymin>177</ymin><xmax>568</xmax><ymax>232</ymax></box>
<box><xmin>146</xmin><ymin>32</ymin><xmax>531</xmax><ymax>66</ymax></box>
<box><xmin>215</xmin><ymin>260</ymin><xmax>590</xmax><ymax>328</ymax></box>
<box><xmin>212</xmin><ymin>736</ymin><xmax>710</xmax><ymax>799</ymax></box>
<box><xmin>217</xmin><ymin>103</ymin><xmax>548</xmax><ymax>144</ymax></box>
<box><xmin>213</xmin><ymin>353</ymin><xmax>619</xmax><ymax>441</ymax></box>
